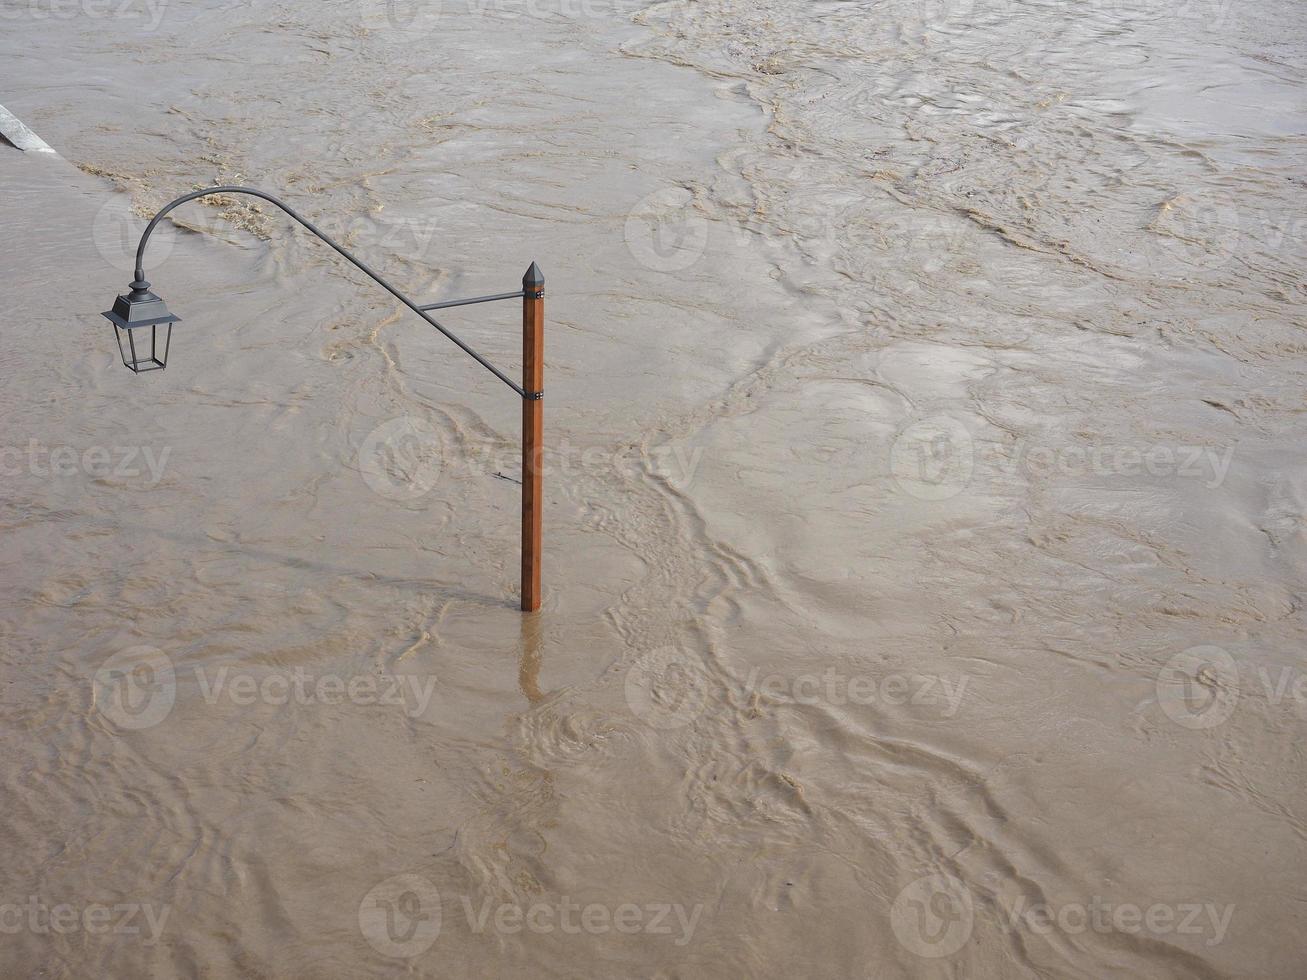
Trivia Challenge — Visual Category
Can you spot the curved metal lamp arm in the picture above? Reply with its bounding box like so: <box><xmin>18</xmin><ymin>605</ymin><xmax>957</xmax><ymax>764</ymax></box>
<box><xmin>133</xmin><ymin>185</ymin><xmax>528</xmax><ymax>398</ymax></box>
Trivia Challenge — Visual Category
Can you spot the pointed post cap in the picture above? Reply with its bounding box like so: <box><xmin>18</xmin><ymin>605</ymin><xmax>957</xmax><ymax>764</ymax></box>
<box><xmin>523</xmin><ymin>262</ymin><xmax>544</xmax><ymax>289</ymax></box>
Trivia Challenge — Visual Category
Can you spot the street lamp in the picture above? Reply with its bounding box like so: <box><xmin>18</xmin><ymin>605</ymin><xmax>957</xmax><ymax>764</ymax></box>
<box><xmin>103</xmin><ymin>186</ymin><xmax>546</xmax><ymax>611</ymax></box>
<box><xmin>103</xmin><ymin>279</ymin><xmax>179</xmax><ymax>373</ymax></box>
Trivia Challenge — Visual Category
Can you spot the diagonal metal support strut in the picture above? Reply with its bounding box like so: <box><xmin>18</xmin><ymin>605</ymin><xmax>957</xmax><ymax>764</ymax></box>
<box><xmin>133</xmin><ymin>185</ymin><xmax>529</xmax><ymax>398</ymax></box>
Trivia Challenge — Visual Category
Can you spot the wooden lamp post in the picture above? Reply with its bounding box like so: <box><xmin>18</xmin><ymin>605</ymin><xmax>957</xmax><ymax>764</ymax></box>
<box><xmin>520</xmin><ymin>262</ymin><xmax>544</xmax><ymax>612</ymax></box>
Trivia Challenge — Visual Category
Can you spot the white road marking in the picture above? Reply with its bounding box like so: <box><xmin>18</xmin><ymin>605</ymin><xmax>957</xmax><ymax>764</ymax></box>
<box><xmin>0</xmin><ymin>103</ymin><xmax>57</xmax><ymax>154</ymax></box>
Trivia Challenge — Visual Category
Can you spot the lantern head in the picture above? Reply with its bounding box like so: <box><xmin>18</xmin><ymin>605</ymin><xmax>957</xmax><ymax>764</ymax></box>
<box><xmin>103</xmin><ymin>279</ymin><xmax>179</xmax><ymax>373</ymax></box>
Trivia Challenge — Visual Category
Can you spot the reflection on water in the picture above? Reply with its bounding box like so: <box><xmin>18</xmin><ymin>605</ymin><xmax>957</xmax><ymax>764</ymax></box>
<box><xmin>519</xmin><ymin>613</ymin><xmax>547</xmax><ymax>705</ymax></box>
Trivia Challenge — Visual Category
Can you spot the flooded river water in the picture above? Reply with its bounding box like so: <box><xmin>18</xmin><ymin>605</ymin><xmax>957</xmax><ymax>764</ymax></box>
<box><xmin>1</xmin><ymin>0</ymin><xmax>1305</xmax><ymax>975</ymax></box>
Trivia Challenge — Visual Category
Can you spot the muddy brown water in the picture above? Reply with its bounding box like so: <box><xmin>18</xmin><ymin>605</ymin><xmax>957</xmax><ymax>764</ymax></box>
<box><xmin>1</xmin><ymin>0</ymin><xmax>1305</xmax><ymax>975</ymax></box>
